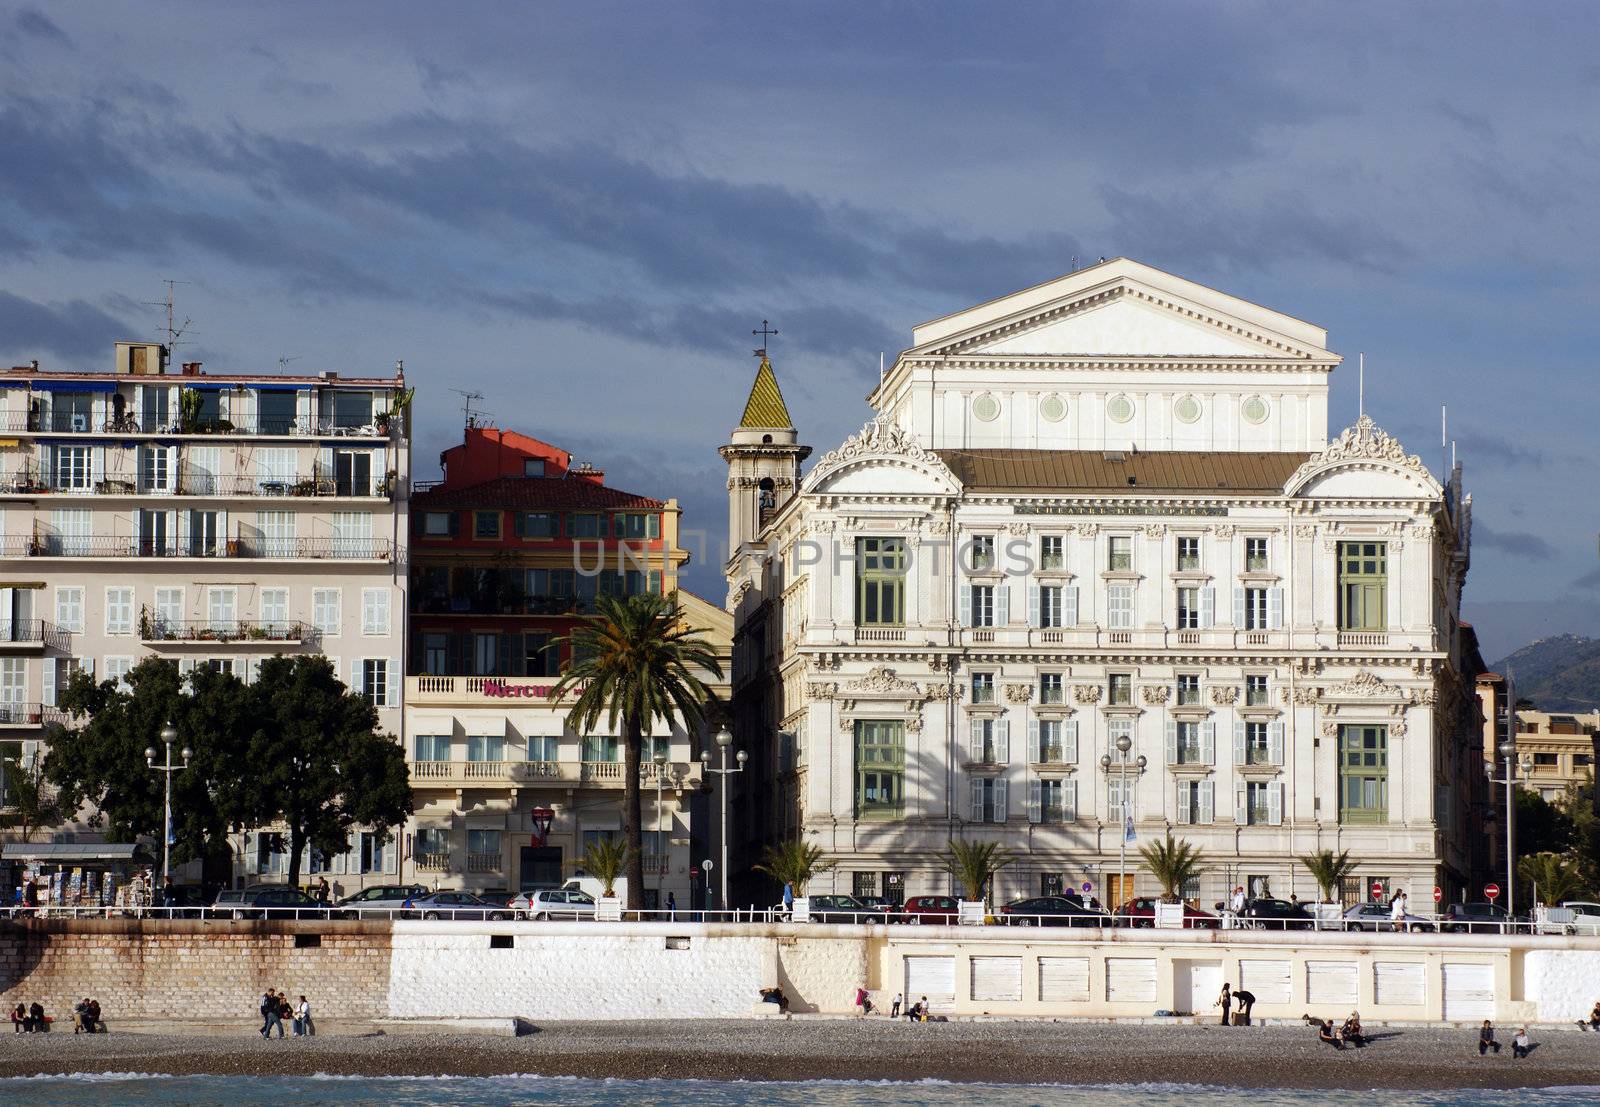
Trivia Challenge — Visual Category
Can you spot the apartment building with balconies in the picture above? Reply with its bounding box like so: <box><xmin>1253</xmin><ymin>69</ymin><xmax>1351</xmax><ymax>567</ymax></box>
<box><xmin>0</xmin><ymin>342</ymin><xmax>409</xmax><ymax>884</ymax></box>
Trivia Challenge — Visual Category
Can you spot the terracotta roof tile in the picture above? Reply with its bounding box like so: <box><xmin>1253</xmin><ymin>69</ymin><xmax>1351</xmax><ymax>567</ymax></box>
<box><xmin>936</xmin><ymin>449</ymin><xmax>1312</xmax><ymax>493</ymax></box>
<box><xmin>413</xmin><ymin>476</ymin><xmax>664</xmax><ymax>511</ymax></box>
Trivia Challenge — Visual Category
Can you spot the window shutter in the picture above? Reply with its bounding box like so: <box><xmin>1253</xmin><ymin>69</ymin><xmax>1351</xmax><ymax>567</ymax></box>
<box><xmin>349</xmin><ymin>658</ymin><xmax>363</xmax><ymax>696</ymax></box>
<box><xmin>1232</xmin><ymin>587</ymin><xmax>1246</xmax><ymax>627</ymax></box>
<box><xmin>1064</xmin><ymin>586</ymin><xmax>1078</xmax><ymax>626</ymax></box>
<box><xmin>1200</xmin><ymin>587</ymin><xmax>1215</xmax><ymax>628</ymax></box>
<box><xmin>1235</xmin><ymin>787</ymin><xmax>1247</xmax><ymax>826</ymax></box>
<box><xmin>1063</xmin><ymin>778</ymin><xmax>1077</xmax><ymax>821</ymax></box>
<box><xmin>42</xmin><ymin>661</ymin><xmax>55</xmax><ymax>707</ymax></box>
<box><xmin>993</xmin><ymin>778</ymin><xmax>1008</xmax><ymax>823</ymax></box>
<box><xmin>385</xmin><ymin>834</ymin><xmax>398</xmax><ymax>874</ymax></box>
<box><xmin>968</xmin><ymin>719</ymin><xmax>984</xmax><ymax>763</ymax></box>
<box><xmin>959</xmin><ymin>583</ymin><xmax>972</xmax><ymax>627</ymax></box>
<box><xmin>1268</xmin><ymin>587</ymin><xmax>1284</xmax><ymax>630</ymax></box>
<box><xmin>1269</xmin><ymin>782</ymin><xmax>1284</xmax><ymax>825</ymax></box>
<box><xmin>1062</xmin><ymin>720</ymin><xmax>1078</xmax><ymax>764</ymax></box>
<box><xmin>387</xmin><ymin>659</ymin><xmax>399</xmax><ymax>710</ymax></box>
<box><xmin>1027</xmin><ymin>719</ymin><xmax>1040</xmax><ymax>763</ymax></box>
<box><xmin>244</xmin><ymin>833</ymin><xmax>259</xmax><ymax>875</ymax></box>
<box><xmin>1176</xmin><ymin>783</ymin><xmax>1192</xmax><ymax>825</ymax></box>
<box><xmin>513</xmin><ymin>512</ymin><xmax>525</xmax><ymax>538</ymax></box>
<box><xmin>447</xmin><ymin>511</ymin><xmax>460</xmax><ymax>537</ymax></box>
<box><xmin>1269</xmin><ymin>721</ymin><xmax>1285</xmax><ymax>765</ymax></box>
<box><xmin>1202</xmin><ymin>721</ymin><xmax>1216</xmax><ymax>764</ymax></box>
<box><xmin>1199</xmin><ymin>781</ymin><xmax>1214</xmax><ymax>824</ymax></box>
<box><xmin>1027</xmin><ymin>781</ymin><xmax>1042</xmax><ymax>823</ymax></box>
<box><xmin>995</xmin><ymin>585</ymin><xmax>1010</xmax><ymax>625</ymax></box>
<box><xmin>997</xmin><ymin>720</ymin><xmax>1010</xmax><ymax>763</ymax></box>
<box><xmin>1027</xmin><ymin>582</ymin><xmax>1040</xmax><ymax>627</ymax></box>
<box><xmin>970</xmin><ymin>776</ymin><xmax>984</xmax><ymax>822</ymax></box>
<box><xmin>91</xmin><ymin>448</ymin><xmax>105</xmax><ymax>485</ymax></box>
<box><xmin>1165</xmin><ymin>719</ymin><xmax>1177</xmax><ymax>765</ymax></box>
<box><xmin>1233</xmin><ymin>721</ymin><xmax>1246</xmax><ymax>765</ymax></box>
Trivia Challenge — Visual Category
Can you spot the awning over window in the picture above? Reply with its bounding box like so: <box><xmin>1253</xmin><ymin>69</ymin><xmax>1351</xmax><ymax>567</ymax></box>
<box><xmin>2</xmin><ymin>842</ymin><xmax>152</xmax><ymax>863</ymax></box>
<box><xmin>30</xmin><ymin>380</ymin><xmax>118</xmax><ymax>393</ymax></box>
<box><xmin>464</xmin><ymin>717</ymin><xmax>508</xmax><ymax>737</ymax></box>
<box><xmin>179</xmin><ymin>381</ymin><xmax>231</xmax><ymax>391</ymax></box>
<box><xmin>251</xmin><ymin>383</ymin><xmax>306</xmax><ymax>392</ymax></box>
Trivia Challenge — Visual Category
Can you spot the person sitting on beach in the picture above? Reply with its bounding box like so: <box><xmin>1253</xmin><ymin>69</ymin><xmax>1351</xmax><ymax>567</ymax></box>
<box><xmin>73</xmin><ymin>998</ymin><xmax>91</xmax><ymax>1034</ymax></box>
<box><xmin>1512</xmin><ymin>1027</ymin><xmax>1531</xmax><ymax>1059</ymax></box>
<box><xmin>9</xmin><ymin>1003</ymin><xmax>24</xmax><ymax>1033</ymax></box>
<box><xmin>1341</xmin><ymin>1012</ymin><xmax>1366</xmax><ymax>1048</ymax></box>
<box><xmin>1578</xmin><ymin>1000</ymin><xmax>1600</xmax><ymax>1031</ymax></box>
<box><xmin>904</xmin><ymin>998</ymin><xmax>923</xmax><ymax>1022</ymax></box>
<box><xmin>26</xmin><ymin>1002</ymin><xmax>45</xmax><ymax>1033</ymax></box>
<box><xmin>758</xmin><ymin>986</ymin><xmax>790</xmax><ymax>1014</ymax></box>
<box><xmin>87</xmin><ymin>999</ymin><xmax>102</xmax><ymax>1033</ymax></box>
<box><xmin>1478</xmin><ymin>1019</ymin><xmax>1501</xmax><ymax>1055</ymax></box>
<box><xmin>1303</xmin><ymin>1014</ymin><xmax>1342</xmax><ymax>1049</ymax></box>
<box><xmin>918</xmin><ymin>995</ymin><xmax>931</xmax><ymax>1022</ymax></box>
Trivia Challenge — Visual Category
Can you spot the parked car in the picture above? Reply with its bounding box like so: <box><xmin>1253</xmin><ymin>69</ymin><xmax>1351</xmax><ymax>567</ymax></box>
<box><xmin>999</xmin><ymin>895</ymin><xmax>1109</xmax><ymax>927</ymax></box>
<box><xmin>857</xmin><ymin>895</ymin><xmax>898</xmax><ymax>917</ymax></box>
<box><xmin>508</xmin><ymin>889</ymin><xmax>597</xmax><ymax>920</ymax></box>
<box><xmin>335</xmin><ymin>884</ymin><xmax>429</xmax><ymax>916</ymax></box>
<box><xmin>1116</xmin><ymin>897</ymin><xmax>1220</xmax><ymax>929</ymax></box>
<box><xmin>806</xmin><ymin>894</ymin><xmax>887</xmax><ymax>923</ymax></box>
<box><xmin>212</xmin><ymin>885</ymin><xmax>327</xmax><ymax>919</ymax></box>
<box><xmin>162</xmin><ymin>884</ymin><xmax>212</xmax><ymax>918</ymax></box>
<box><xmin>900</xmin><ymin>895</ymin><xmax>961</xmax><ymax>924</ymax></box>
<box><xmin>409</xmin><ymin>890</ymin><xmax>509</xmax><ymax>921</ymax></box>
<box><xmin>1342</xmin><ymin>902</ymin><xmax>1435</xmax><ymax>933</ymax></box>
<box><xmin>1440</xmin><ymin>902</ymin><xmax>1526</xmax><ymax>933</ymax></box>
<box><xmin>1241</xmin><ymin>897</ymin><xmax>1314</xmax><ymax>930</ymax></box>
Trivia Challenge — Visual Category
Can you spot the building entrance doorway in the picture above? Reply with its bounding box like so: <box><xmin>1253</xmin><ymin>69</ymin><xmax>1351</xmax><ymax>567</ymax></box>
<box><xmin>1105</xmin><ymin>872</ymin><xmax>1134</xmax><ymax>908</ymax></box>
<box><xmin>520</xmin><ymin>846</ymin><xmax>562</xmax><ymax>891</ymax></box>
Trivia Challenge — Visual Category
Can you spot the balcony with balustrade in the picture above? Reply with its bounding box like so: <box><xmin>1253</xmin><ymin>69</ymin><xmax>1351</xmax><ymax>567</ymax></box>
<box><xmin>407</xmin><ymin>758</ymin><xmax>697</xmax><ymax>789</ymax></box>
<box><xmin>0</xmin><ymin>535</ymin><xmax>393</xmax><ymax>562</ymax></box>
<box><xmin>0</xmin><ymin>620</ymin><xmax>71</xmax><ymax>652</ymax></box>
<box><xmin>137</xmin><ymin>615</ymin><xmax>312</xmax><ymax>647</ymax></box>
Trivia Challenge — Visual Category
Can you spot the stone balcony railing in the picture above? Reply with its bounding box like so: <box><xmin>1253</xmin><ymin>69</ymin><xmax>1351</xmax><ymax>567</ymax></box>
<box><xmin>409</xmin><ymin>760</ymin><xmax>696</xmax><ymax>787</ymax></box>
<box><xmin>466</xmin><ymin>851</ymin><xmax>501</xmax><ymax>873</ymax></box>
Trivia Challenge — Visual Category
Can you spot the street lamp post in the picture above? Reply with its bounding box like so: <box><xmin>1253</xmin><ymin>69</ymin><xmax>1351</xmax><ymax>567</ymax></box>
<box><xmin>700</xmin><ymin>726</ymin><xmax>746</xmax><ymax>912</ymax></box>
<box><xmin>144</xmin><ymin>721</ymin><xmax>191</xmax><ymax>900</ymax></box>
<box><xmin>653</xmin><ymin>750</ymin><xmax>673</xmax><ymax>909</ymax></box>
<box><xmin>1100</xmin><ymin>733</ymin><xmax>1146</xmax><ymax>923</ymax></box>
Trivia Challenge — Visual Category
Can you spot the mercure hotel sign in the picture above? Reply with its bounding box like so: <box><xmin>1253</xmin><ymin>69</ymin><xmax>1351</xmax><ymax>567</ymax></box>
<box><xmin>482</xmin><ymin>680</ymin><xmax>559</xmax><ymax>699</ymax></box>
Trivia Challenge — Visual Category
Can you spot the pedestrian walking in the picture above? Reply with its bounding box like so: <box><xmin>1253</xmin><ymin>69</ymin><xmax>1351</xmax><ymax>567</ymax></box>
<box><xmin>667</xmin><ymin>892</ymin><xmax>676</xmax><ymax>919</ymax></box>
<box><xmin>259</xmin><ymin>989</ymin><xmax>275</xmax><ymax>1037</ymax></box>
<box><xmin>1512</xmin><ymin>1027</ymin><xmax>1531</xmax><ymax>1059</ymax></box>
<box><xmin>1390</xmin><ymin>889</ymin><xmax>1408</xmax><ymax>925</ymax></box>
<box><xmin>261</xmin><ymin>988</ymin><xmax>285</xmax><ymax>1038</ymax></box>
<box><xmin>1215</xmin><ymin>982</ymin><xmax>1233</xmax><ymax>1026</ymax></box>
<box><xmin>1478</xmin><ymin>1019</ymin><xmax>1501</xmax><ymax>1055</ymax></box>
<box><xmin>1230</xmin><ymin>886</ymin><xmax>1246</xmax><ymax>914</ymax></box>
<box><xmin>161</xmin><ymin>876</ymin><xmax>176</xmax><ymax>909</ymax></box>
<box><xmin>782</xmin><ymin>881</ymin><xmax>795</xmax><ymax>916</ymax></box>
<box><xmin>890</xmin><ymin>992</ymin><xmax>903</xmax><ymax>1019</ymax></box>
<box><xmin>314</xmin><ymin>878</ymin><xmax>331</xmax><ymax>906</ymax></box>
<box><xmin>854</xmin><ymin>986</ymin><xmax>873</xmax><ymax>1017</ymax></box>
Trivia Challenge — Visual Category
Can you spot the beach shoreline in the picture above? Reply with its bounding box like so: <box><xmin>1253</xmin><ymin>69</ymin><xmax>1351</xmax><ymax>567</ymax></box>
<box><xmin>1</xmin><ymin>1020</ymin><xmax>1595</xmax><ymax>1090</ymax></box>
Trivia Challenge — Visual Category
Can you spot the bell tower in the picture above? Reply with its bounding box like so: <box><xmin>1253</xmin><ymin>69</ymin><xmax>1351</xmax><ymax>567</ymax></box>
<box><xmin>720</xmin><ymin>352</ymin><xmax>810</xmax><ymax>587</ymax></box>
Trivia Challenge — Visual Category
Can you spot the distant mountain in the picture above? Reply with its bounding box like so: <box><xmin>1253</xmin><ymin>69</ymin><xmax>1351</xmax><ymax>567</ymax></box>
<box><xmin>1491</xmin><ymin>634</ymin><xmax>1600</xmax><ymax>712</ymax></box>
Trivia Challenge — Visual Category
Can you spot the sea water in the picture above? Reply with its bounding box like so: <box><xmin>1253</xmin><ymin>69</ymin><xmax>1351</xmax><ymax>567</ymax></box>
<box><xmin>5</xmin><ymin>1077</ymin><xmax>1599</xmax><ymax>1107</ymax></box>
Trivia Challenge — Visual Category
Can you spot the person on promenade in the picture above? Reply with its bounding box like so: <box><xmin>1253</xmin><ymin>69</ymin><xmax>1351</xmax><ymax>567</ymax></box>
<box><xmin>161</xmin><ymin>875</ymin><xmax>176</xmax><ymax>909</ymax></box>
<box><xmin>1478</xmin><ymin>1020</ymin><xmax>1501</xmax><ymax>1055</ymax></box>
<box><xmin>314</xmin><ymin>878</ymin><xmax>331</xmax><ymax>906</ymax></box>
<box><xmin>1233</xmin><ymin>988</ymin><xmax>1256</xmax><ymax>1025</ymax></box>
<box><xmin>1390</xmin><ymin>889</ymin><xmax>1408</xmax><ymax>925</ymax></box>
<box><xmin>1512</xmin><ymin>1027</ymin><xmax>1531</xmax><ymax>1059</ymax></box>
<box><xmin>1215</xmin><ymin>982</ymin><xmax>1233</xmax><ymax>1026</ymax></box>
<box><xmin>903</xmin><ymin>997</ymin><xmax>922</xmax><ymax>1022</ymax></box>
<box><xmin>782</xmin><ymin>881</ymin><xmax>795</xmax><ymax>917</ymax></box>
<box><xmin>667</xmin><ymin>892</ymin><xmax>676</xmax><ymax>919</ymax></box>
<box><xmin>295</xmin><ymin>995</ymin><xmax>314</xmax><ymax>1037</ymax></box>
<box><xmin>891</xmin><ymin>993</ymin><xmax>903</xmax><ymax>1019</ymax></box>
<box><xmin>1230</xmin><ymin>886</ymin><xmax>1246</xmax><ymax>914</ymax></box>
<box><xmin>1577</xmin><ymin>999</ymin><xmax>1600</xmax><ymax>1030</ymax></box>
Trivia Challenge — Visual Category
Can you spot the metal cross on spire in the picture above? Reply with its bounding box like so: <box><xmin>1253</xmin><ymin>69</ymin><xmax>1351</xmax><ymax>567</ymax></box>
<box><xmin>752</xmin><ymin>320</ymin><xmax>779</xmax><ymax>357</ymax></box>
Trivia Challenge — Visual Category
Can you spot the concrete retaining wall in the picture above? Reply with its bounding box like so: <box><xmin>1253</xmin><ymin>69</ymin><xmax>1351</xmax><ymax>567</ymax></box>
<box><xmin>3</xmin><ymin>918</ymin><xmax>1597</xmax><ymax>1025</ymax></box>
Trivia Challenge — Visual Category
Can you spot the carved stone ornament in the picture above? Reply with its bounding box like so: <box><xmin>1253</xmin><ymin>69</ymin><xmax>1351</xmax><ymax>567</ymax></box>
<box><xmin>1389</xmin><ymin>720</ymin><xmax>1408</xmax><ymax>738</ymax></box>
<box><xmin>1286</xmin><ymin>413</ymin><xmax>1433</xmax><ymax>489</ymax></box>
<box><xmin>808</xmin><ymin>518</ymin><xmax>835</xmax><ymax>534</ymax></box>
<box><xmin>843</xmin><ymin>666</ymin><xmax>922</xmax><ymax>697</ymax></box>
<box><xmin>1073</xmin><ymin>684</ymin><xmax>1104</xmax><ymax>705</ymax></box>
<box><xmin>808</xmin><ymin>417</ymin><xmax>953</xmax><ymax>486</ymax></box>
<box><xmin>1003</xmin><ymin>683</ymin><xmax>1034</xmax><ymax>704</ymax></box>
<box><xmin>1294</xmin><ymin>524</ymin><xmax>1317</xmax><ymax>538</ymax></box>
<box><xmin>927</xmin><ymin>519</ymin><xmax>952</xmax><ymax>536</ymax></box>
<box><xmin>1141</xmin><ymin>685</ymin><xmax>1171</xmax><ymax>705</ymax></box>
<box><xmin>1007</xmin><ymin>522</ymin><xmax>1030</xmax><ymax>537</ymax></box>
<box><xmin>1143</xmin><ymin>524</ymin><xmax>1166</xmax><ymax>539</ymax></box>
<box><xmin>1321</xmin><ymin>721</ymin><xmax>1341</xmax><ymax>738</ymax></box>
<box><xmin>805</xmin><ymin>681</ymin><xmax>838</xmax><ymax>700</ymax></box>
<box><xmin>1278</xmin><ymin>686</ymin><xmax>1320</xmax><ymax>705</ymax></box>
<box><xmin>1076</xmin><ymin>523</ymin><xmax>1099</xmax><ymax>538</ymax></box>
<box><xmin>1324</xmin><ymin>670</ymin><xmax>1405</xmax><ymax>699</ymax></box>
<box><xmin>1210</xmin><ymin>685</ymin><xmax>1239</xmax><ymax>705</ymax></box>
<box><xmin>1214</xmin><ymin>524</ymin><xmax>1237</xmax><ymax>538</ymax></box>
<box><xmin>905</xmin><ymin>715</ymin><xmax>924</xmax><ymax>734</ymax></box>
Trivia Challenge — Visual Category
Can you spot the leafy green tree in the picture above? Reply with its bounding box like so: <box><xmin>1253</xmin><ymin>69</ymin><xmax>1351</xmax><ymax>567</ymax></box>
<box><xmin>555</xmin><ymin>593</ymin><xmax>722</xmax><ymax>911</ymax></box>
<box><xmin>240</xmin><ymin>654</ymin><xmax>413</xmax><ymax>888</ymax></box>
<box><xmin>755</xmin><ymin>840</ymin><xmax>834</xmax><ymax>895</ymax></box>
<box><xmin>48</xmin><ymin>658</ymin><xmax>249</xmax><ymax>874</ymax></box>
<box><xmin>1516</xmin><ymin>788</ymin><xmax>1576</xmax><ymax>857</ymax></box>
<box><xmin>0</xmin><ymin>752</ymin><xmax>65</xmax><ymax>843</ymax></box>
<box><xmin>1139</xmin><ymin>833</ymin><xmax>1206</xmax><ymax>904</ymax></box>
<box><xmin>1300</xmin><ymin>848</ymin><xmax>1360</xmax><ymax>903</ymax></box>
<box><xmin>942</xmin><ymin>838</ymin><xmax>1013</xmax><ymax>903</ymax></box>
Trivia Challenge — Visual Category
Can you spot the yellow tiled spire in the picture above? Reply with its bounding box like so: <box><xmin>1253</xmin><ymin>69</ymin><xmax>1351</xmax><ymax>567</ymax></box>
<box><xmin>738</xmin><ymin>354</ymin><xmax>794</xmax><ymax>429</ymax></box>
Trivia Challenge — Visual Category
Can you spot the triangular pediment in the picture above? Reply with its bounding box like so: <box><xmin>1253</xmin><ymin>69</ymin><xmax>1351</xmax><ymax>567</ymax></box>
<box><xmin>907</xmin><ymin>258</ymin><xmax>1334</xmax><ymax>362</ymax></box>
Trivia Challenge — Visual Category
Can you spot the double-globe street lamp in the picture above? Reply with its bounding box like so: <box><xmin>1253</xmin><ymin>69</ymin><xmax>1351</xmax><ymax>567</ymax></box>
<box><xmin>144</xmin><ymin>721</ymin><xmax>191</xmax><ymax>899</ymax></box>
<box><xmin>700</xmin><ymin>726</ymin><xmax>746</xmax><ymax>911</ymax></box>
<box><xmin>1099</xmin><ymin>732</ymin><xmax>1145</xmax><ymax>921</ymax></box>
<box><xmin>1492</xmin><ymin>736</ymin><xmax>1532</xmax><ymax>918</ymax></box>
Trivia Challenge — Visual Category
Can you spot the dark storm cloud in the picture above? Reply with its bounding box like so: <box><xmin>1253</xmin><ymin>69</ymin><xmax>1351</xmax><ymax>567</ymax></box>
<box><xmin>1452</xmin><ymin>429</ymin><xmax>1549</xmax><ymax>469</ymax></box>
<box><xmin>0</xmin><ymin>291</ymin><xmax>135</xmax><ymax>364</ymax></box>
<box><xmin>1473</xmin><ymin>524</ymin><xmax>1557</xmax><ymax>561</ymax></box>
<box><xmin>12</xmin><ymin>7</ymin><xmax>70</xmax><ymax>45</ymax></box>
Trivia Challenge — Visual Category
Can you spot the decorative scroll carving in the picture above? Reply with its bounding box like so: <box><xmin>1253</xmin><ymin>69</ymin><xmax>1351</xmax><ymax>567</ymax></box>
<box><xmin>1143</xmin><ymin>524</ymin><xmax>1166</xmax><ymax>539</ymax></box>
<box><xmin>1073</xmin><ymin>684</ymin><xmax>1104</xmax><ymax>705</ymax></box>
<box><xmin>805</xmin><ymin>682</ymin><xmax>838</xmax><ymax>700</ymax></box>
<box><xmin>1294</xmin><ymin>524</ymin><xmax>1317</xmax><ymax>538</ymax></box>
<box><xmin>1003</xmin><ymin>683</ymin><xmax>1034</xmax><ymax>704</ymax></box>
<box><xmin>843</xmin><ymin>666</ymin><xmax>922</xmax><ymax>696</ymax></box>
<box><xmin>1210</xmin><ymin>685</ymin><xmax>1239</xmax><ymax>705</ymax></box>
<box><xmin>1321</xmin><ymin>721</ymin><xmax>1341</xmax><ymax>738</ymax></box>
<box><xmin>1286</xmin><ymin>413</ymin><xmax>1432</xmax><ymax>489</ymax></box>
<box><xmin>1141</xmin><ymin>685</ymin><xmax>1171</xmax><ymax>705</ymax></box>
<box><xmin>1214</xmin><ymin>524</ymin><xmax>1237</xmax><ymax>538</ymax></box>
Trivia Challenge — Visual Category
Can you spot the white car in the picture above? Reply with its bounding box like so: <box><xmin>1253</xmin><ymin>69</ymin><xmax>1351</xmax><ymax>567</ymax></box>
<box><xmin>507</xmin><ymin>888</ymin><xmax>597</xmax><ymax>920</ymax></box>
<box><xmin>1559</xmin><ymin>901</ymin><xmax>1600</xmax><ymax>935</ymax></box>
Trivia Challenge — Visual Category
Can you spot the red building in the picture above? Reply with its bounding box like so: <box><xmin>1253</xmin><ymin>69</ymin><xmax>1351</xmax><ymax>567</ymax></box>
<box><xmin>409</xmin><ymin>426</ymin><xmax>689</xmax><ymax>676</ymax></box>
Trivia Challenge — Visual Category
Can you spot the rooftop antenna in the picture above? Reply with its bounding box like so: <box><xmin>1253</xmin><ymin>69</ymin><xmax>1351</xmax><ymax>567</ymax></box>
<box><xmin>1358</xmin><ymin>352</ymin><xmax>1365</xmax><ymax>419</ymax></box>
<box><xmin>277</xmin><ymin>355</ymin><xmax>301</xmax><ymax>373</ymax></box>
<box><xmin>1441</xmin><ymin>404</ymin><xmax>1448</xmax><ymax>478</ymax></box>
<box><xmin>143</xmin><ymin>279</ymin><xmax>193</xmax><ymax>349</ymax></box>
<box><xmin>752</xmin><ymin>319</ymin><xmax>778</xmax><ymax>358</ymax></box>
<box><xmin>879</xmin><ymin>351</ymin><xmax>885</xmax><ymax>391</ymax></box>
<box><xmin>452</xmin><ymin>388</ymin><xmax>484</xmax><ymax>429</ymax></box>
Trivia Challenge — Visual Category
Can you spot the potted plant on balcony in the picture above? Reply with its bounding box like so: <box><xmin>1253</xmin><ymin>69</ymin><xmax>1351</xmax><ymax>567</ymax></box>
<box><xmin>754</xmin><ymin>839</ymin><xmax>833</xmax><ymax>922</ymax></box>
<box><xmin>1300</xmin><ymin>848</ymin><xmax>1359</xmax><ymax>929</ymax></box>
<box><xmin>579</xmin><ymin>837</ymin><xmax>633</xmax><ymax>922</ymax></box>
<box><xmin>942</xmin><ymin>838</ymin><xmax>1013</xmax><ymax>924</ymax></box>
<box><xmin>1138</xmin><ymin>832</ymin><xmax>1206</xmax><ymax>928</ymax></box>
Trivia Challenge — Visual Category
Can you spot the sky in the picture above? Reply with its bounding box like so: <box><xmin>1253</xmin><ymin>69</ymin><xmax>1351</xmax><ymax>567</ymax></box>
<box><xmin>1</xmin><ymin>1</ymin><xmax>1596</xmax><ymax>661</ymax></box>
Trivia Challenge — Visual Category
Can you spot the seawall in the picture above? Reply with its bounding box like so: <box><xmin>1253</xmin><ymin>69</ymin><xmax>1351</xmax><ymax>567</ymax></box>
<box><xmin>3</xmin><ymin>918</ymin><xmax>1596</xmax><ymax>1025</ymax></box>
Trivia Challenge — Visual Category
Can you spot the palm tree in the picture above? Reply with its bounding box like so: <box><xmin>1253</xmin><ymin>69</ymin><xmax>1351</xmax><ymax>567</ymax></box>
<box><xmin>1518</xmin><ymin>851</ymin><xmax>1589</xmax><ymax>906</ymax></box>
<box><xmin>555</xmin><ymin>592</ymin><xmax>722</xmax><ymax>912</ymax></box>
<box><xmin>0</xmin><ymin>756</ymin><xmax>65</xmax><ymax>844</ymax></box>
<box><xmin>1138</xmin><ymin>833</ymin><xmax>1206</xmax><ymax>904</ymax></box>
<box><xmin>1300</xmin><ymin>848</ymin><xmax>1360</xmax><ymax>904</ymax></box>
<box><xmin>578</xmin><ymin>837</ymin><xmax>634</xmax><ymax>898</ymax></box>
<box><xmin>754</xmin><ymin>840</ymin><xmax>833</xmax><ymax>895</ymax></box>
<box><xmin>942</xmin><ymin>838</ymin><xmax>1013</xmax><ymax>903</ymax></box>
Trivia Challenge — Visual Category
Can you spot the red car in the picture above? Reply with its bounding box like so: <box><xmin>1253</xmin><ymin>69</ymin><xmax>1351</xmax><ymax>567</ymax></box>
<box><xmin>900</xmin><ymin>895</ymin><xmax>960</xmax><ymax>924</ymax></box>
<box><xmin>1115</xmin><ymin>897</ymin><xmax>1219</xmax><ymax>929</ymax></box>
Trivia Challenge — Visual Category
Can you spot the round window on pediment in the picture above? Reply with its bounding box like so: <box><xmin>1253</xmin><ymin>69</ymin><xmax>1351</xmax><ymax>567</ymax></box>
<box><xmin>1039</xmin><ymin>394</ymin><xmax>1067</xmax><ymax>423</ymax></box>
<box><xmin>1106</xmin><ymin>394</ymin><xmax>1135</xmax><ymax>423</ymax></box>
<box><xmin>1173</xmin><ymin>395</ymin><xmax>1202</xmax><ymax>424</ymax></box>
<box><xmin>1241</xmin><ymin>395</ymin><xmax>1270</xmax><ymax>425</ymax></box>
<box><xmin>973</xmin><ymin>393</ymin><xmax>1001</xmax><ymax>422</ymax></box>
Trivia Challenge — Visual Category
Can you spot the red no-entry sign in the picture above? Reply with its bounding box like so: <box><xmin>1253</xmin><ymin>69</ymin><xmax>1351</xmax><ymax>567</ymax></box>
<box><xmin>1485</xmin><ymin>883</ymin><xmax>1501</xmax><ymax>901</ymax></box>
<box><xmin>1433</xmin><ymin>886</ymin><xmax>1443</xmax><ymax>902</ymax></box>
<box><xmin>1371</xmin><ymin>880</ymin><xmax>1385</xmax><ymax>897</ymax></box>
